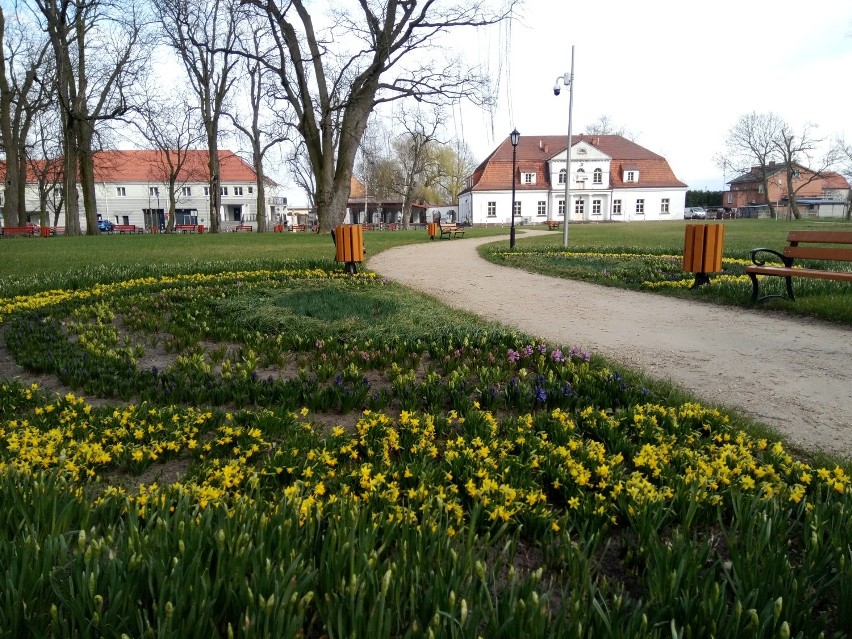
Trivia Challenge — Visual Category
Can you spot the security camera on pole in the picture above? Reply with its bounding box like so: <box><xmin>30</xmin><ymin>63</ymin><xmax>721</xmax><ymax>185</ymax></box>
<box><xmin>553</xmin><ymin>45</ymin><xmax>575</xmax><ymax>249</ymax></box>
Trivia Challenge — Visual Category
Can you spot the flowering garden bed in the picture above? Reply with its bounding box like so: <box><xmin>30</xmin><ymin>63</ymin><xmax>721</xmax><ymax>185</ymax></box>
<box><xmin>0</xmin><ymin>262</ymin><xmax>850</xmax><ymax>637</ymax></box>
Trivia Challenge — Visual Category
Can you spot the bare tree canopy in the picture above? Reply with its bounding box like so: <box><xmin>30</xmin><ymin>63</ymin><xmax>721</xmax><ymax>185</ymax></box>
<box><xmin>157</xmin><ymin>0</ymin><xmax>243</xmax><ymax>233</ymax></box>
<box><xmin>243</xmin><ymin>0</ymin><xmax>518</xmax><ymax>232</ymax></box>
<box><xmin>31</xmin><ymin>0</ymin><xmax>151</xmax><ymax>235</ymax></box>
<box><xmin>722</xmin><ymin>112</ymin><xmax>835</xmax><ymax>220</ymax></box>
<box><xmin>0</xmin><ymin>5</ymin><xmax>52</xmax><ymax>228</ymax></box>
<box><xmin>832</xmin><ymin>136</ymin><xmax>852</xmax><ymax>221</ymax></box>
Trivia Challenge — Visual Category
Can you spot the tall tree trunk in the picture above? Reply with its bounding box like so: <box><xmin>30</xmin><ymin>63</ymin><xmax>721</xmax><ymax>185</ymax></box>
<box><xmin>206</xmin><ymin>122</ymin><xmax>221</xmax><ymax>232</ymax></box>
<box><xmin>78</xmin><ymin>121</ymin><xmax>99</xmax><ymax>234</ymax></box>
<box><xmin>253</xmin><ymin>142</ymin><xmax>266</xmax><ymax>232</ymax></box>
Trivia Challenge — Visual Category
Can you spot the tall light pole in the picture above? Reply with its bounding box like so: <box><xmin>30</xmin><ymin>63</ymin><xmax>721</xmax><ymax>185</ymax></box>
<box><xmin>509</xmin><ymin>128</ymin><xmax>520</xmax><ymax>248</ymax></box>
<box><xmin>554</xmin><ymin>45</ymin><xmax>575</xmax><ymax>248</ymax></box>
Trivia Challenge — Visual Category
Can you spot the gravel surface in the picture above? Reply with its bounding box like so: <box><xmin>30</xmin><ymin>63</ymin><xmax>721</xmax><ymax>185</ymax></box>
<box><xmin>368</xmin><ymin>230</ymin><xmax>852</xmax><ymax>458</ymax></box>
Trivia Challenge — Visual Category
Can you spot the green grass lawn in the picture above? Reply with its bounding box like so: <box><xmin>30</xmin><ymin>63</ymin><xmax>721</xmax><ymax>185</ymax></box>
<box><xmin>2</xmin><ymin>221</ymin><xmax>851</xmax><ymax>637</ymax></box>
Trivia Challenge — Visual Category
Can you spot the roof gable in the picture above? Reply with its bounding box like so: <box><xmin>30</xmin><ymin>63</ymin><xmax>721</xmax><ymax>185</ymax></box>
<box><xmin>464</xmin><ymin>134</ymin><xmax>685</xmax><ymax>192</ymax></box>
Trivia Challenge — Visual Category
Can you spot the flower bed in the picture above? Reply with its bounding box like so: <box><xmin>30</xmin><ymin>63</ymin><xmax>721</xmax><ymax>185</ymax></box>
<box><xmin>0</xmin><ymin>265</ymin><xmax>849</xmax><ymax>637</ymax></box>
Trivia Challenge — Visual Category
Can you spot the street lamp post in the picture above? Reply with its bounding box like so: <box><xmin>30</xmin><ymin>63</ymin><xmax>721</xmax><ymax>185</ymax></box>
<box><xmin>554</xmin><ymin>45</ymin><xmax>575</xmax><ymax>248</ymax></box>
<box><xmin>509</xmin><ymin>129</ymin><xmax>520</xmax><ymax>249</ymax></box>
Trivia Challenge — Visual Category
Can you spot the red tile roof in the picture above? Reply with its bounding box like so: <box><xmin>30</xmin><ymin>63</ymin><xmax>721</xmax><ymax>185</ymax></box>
<box><xmin>2</xmin><ymin>150</ymin><xmax>258</xmax><ymax>183</ymax></box>
<box><xmin>464</xmin><ymin>134</ymin><xmax>686</xmax><ymax>192</ymax></box>
<box><xmin>91</xmin><ymin>150</ymin><xmax>257</xmax><ymax>182</ymax></box>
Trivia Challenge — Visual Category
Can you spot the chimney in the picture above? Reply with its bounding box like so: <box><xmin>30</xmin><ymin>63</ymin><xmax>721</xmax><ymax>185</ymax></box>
<box><xmin>539</xmin><ymin>140</ymin><xmax>543</xmax><ymax>150</ymax></box>
<box><xmin>769</xmin><ymin>161</ymin><xmax>776</xmax><ymax>167</ymax></box>
<box><xmin>544</xmin><ymin>144</ymin><xmax>548</xmax><ymax>153</ymax></box>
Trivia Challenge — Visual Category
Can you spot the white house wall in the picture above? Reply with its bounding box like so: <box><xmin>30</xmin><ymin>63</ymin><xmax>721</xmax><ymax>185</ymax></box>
<box><xmin>23</xmin><ymin>179</ymin><xmax>260</xmax><ymax>231</ymax></box>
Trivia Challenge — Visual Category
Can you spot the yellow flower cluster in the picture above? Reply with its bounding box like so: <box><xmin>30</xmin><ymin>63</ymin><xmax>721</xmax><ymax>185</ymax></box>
<box><xmin>0</xmin><ymin>268</ymin><xmax>376</xmax><ymax>324</ymax></box>
<box><xmin>1</xmin><ymin>384</ymin><xmax>848</xmax><ymax>531</ymax></box>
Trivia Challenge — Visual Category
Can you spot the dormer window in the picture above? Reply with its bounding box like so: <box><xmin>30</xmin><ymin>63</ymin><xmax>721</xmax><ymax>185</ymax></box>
<box><xmin>624</xmin><ymin>165</ymin><xmax>640</xmax><ymax>182</ymax></box>
<box><xmin>522</xmin><ymin>172</ymin><xmax>536</xmax><ymax>185</ymax></box>
<box><xmin>626</xmin><ymin>171</ymin><xmax>635</xmax><ymax>182</ymax></box>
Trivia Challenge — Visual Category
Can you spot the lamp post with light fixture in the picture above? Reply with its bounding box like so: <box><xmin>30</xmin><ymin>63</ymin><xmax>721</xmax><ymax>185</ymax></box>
<box><xmin>554</xmin><ymin>45</ymin><xmax>575</xmax><ymax>248</ymax></box>
<box><xmin>509</xmin><ymin>128</ymin><xmax>520</xmax><ymax>248</ymax></box>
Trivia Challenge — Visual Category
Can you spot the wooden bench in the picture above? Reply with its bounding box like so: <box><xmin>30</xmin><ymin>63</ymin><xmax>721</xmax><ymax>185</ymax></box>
<box><xmin>290</xmin><ymin>224</ymin><xmax>306</xmax><ymax>232</ymax></box>
<box><xmin>49</xmin><ymin>227</ymin><xmax>65</xmax><ymax>236</ymax></box>
<box><xmin>234</xmin><ymin>225</ymin><xmax>253</xmax><ymax>232</ymax></box>
<box><xmin>745</xmin><ymin>230</ymin><xmax>852</xmax><ymax>303</ymax></box>
<box><xmin>1</xmin><ymin>226</ymin><xmax>37</xmax><ymax>236</ymax></box>
<box><xmin>175</xmin><ymin>224</ymin><xmax>197</xmax><ymax>233</ymax></box>
<box><xmin>439</xmin><ymin>223</ymin><xmax>465</xmax><ymax>239</ymax></box>
<box><xmin>546</xmin><ymin>220</ymin><xmax>560</xmax><ymax>230</ymax></box>
<box><xmin>113</xmin><ymin>224</ymin><xmax>141</xmax><ymax>234</ymax></box>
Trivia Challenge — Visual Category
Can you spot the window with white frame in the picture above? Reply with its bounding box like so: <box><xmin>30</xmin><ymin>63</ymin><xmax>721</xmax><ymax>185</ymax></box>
<box><xmin>234</xmin><ymin>186</ymin><xmax>243</xmax><ymax>196</ymax></box>
<box><xmin>203</xmin><ymin>186</ymin><xmax>210</xmax><ymax>196</ymax></box>
<box><xmin>149</xmin><ymin>186</ymin><xmax>159</xmax><ymax>197</ymax></box>
<box><xmin>116</xmin><ymin>187</ymin><xmax>126</xmax><ymax>197</ymax></box>
<box><xmin>593</xmin><ymin>168</ymin><xmax>602</xmax><ymax>184</ymax></box>
<box><xmin>220</xmin><ymin>186</ymin><xmax>229</xmax><ymax>196</ymax></box>
<box><xmin>537</xmin><ymin>201</ymin><xmax>546</xmax><ymax>216</ymax></box>
<box><xmin>487</xmin><ymin>201</ymin><xmax>496</xmax><ymax>217</ymax></box>
<box><xmin>727</xmin><ymin>192</ymin><xmax>733</xmax><ymax>203</ymax></box>
<box><xmin>575</xmin><ymin>199</ymin><xmax>584</xmax><ymax>215</ymax></box>
<box><xmin>558</xmin><ymin>200</ymin><xmax>566</xmax><ymax>215</ymax></box>
<box><xmin>661</xmin><ymin>198</ymin><xmax>670</xmax><ymax>214</ymax></box>
<box><xmin>613</xmin><ymin>199</ymin><xmax>622</xmax><ymax>214</ymax></box>
<box><xmin>182</xmin><ymin>186</ymin><xmax>192</xmax><ymax>197</ymax></box>
<box><xmin>558</xmin><ymin>168</ymin><xmax>566</xmax><ymax>184</ymax></box>
<box><xmin>522</xmin><ymin>173</ymin><xmax>535</xmax><ymax>184</ymax></box>
<box><xmin>514</xmin><ymin>201</ymin><xmax>522</xmax><ymax>216</ymax></box>
<box><xmin>626</xmin><ymin>171</ymin><xmax>635</xmax><ymax>182</ymax></box>
<box><xmin>636</xmin><ymin>199</ymin><xmax>645</xmax><ymax>214</ymax></box>
<box><xmin>758</xmin><ymin>184</ymin><xmax>764</xmax><ymax>194</ymax></box>
<box><xmin>592</xmin><ymin>199</ymin><xmax>601</xmax><ymax>215</ymax></box>
<box><xmin>248</xmin><ymin>186</ymin><xmax>254</xmax><ymax>194</ymax></box>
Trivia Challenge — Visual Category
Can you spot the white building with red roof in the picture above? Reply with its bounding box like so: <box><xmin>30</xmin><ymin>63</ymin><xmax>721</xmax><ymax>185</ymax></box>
<box><xmin>6</xmin><ymin>149</ymin><xmax>283</xmax><ymax>231</ymax></box>
<box><xmin>458</xmin><ymin>134</ymin><xmax>688</xmax><ymax>225</ymax></box>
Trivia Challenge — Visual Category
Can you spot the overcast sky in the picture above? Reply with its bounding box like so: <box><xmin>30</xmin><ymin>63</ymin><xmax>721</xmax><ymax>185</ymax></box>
<box><xmin>454</xmin><ymin>0</ymin><xmax>852</xmax><ymax>191</ymax></box>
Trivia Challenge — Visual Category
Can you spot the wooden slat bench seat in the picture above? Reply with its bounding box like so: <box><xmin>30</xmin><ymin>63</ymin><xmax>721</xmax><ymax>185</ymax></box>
<box><xmin>234</xmin><ymin>225</ymin><xmax>253</xmax><ymax>232</ymax></box>
<box><xmin>546</xmin><ymin>220</ymin><xmax>560</xmax><ymax>230</ymax></box>
<box><xmin>175</xmin><ymin>224</ymin><xmax>198</xmax><ymax>233</ymax></box>
<box><xmin>745</xmin><ymin>230</ymin><xmax>852</xmax><ymax>302</ymax></box>
<box><xmin>49</xmin><ymin>227</ymin><xmax>65</xmax><ymax>236</ymax></box>
<box><xmin>113</xmin><ymin>224</ymin><xmax>142</xmax><ymax>234</ymax></box>
<box><xmin>439</xmin><ymin>222</ymin><xmax>465</xmax><ymax>239</ymax></box>
<box><xmin>290</xmin><ymin>224</ymin><xmax>306</xmax><ymax>232</ymax></box>
<box><xmin>2</xmin><ymin>226</ymin><xmax>37</xmax><ymax>236</ymax></box>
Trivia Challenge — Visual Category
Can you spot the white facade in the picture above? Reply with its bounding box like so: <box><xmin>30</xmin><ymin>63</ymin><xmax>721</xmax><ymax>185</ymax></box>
<box><xmin>89</xmin><ymin>180</ymin><xmax>261</xmax><ymax>231</ymax></box>
<box><xmin>460</xmin><ymin>140</ymin><xmax>688</xmax><ymax>225</ymax></box>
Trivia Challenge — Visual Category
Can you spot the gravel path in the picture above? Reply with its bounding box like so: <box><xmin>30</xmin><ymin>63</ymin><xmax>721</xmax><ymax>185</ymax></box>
<box><xmin>367</xmin><ymin>230</ymin><xmax>852</xmax><ymax>458</ymax></box>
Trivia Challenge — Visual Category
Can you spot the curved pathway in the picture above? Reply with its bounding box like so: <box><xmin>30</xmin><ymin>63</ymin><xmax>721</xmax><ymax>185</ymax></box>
<box><xmin>367</xmin><ymin>231</ymin><xmax>852</xmax><ymax>458</ymax></box>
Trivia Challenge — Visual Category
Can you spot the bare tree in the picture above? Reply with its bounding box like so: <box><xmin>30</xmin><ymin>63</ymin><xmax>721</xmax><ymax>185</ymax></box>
<box><xmin>774</xmin><ymin>122</ymin><xmax>834</xmax><ymax>220</ymax></box>
<box><xmin>226</xmin><ymin>19</ymin><xmax>287</xmax><ymax>232</ymax></box>
<box><xmin>157</xmin><ymin>0</ymin><xmax>243</xmax><ymax>233</ymax></box>
<box><xmin>0</xmin><ymin>5</ymin><xmax>51</xmax><ymax>227</ymax></box>
<box><xmin>392</xmin><ymin>106</ymin><xmax>444</xmax><ymax>228</ymax></box>
<box><xmin>722</xmin><ymin>111</ymin><xmax>785</xmax><ymax>219</ymax></box>
<box><xmin>286</xmin><ymin>141</ymin><xmax>316</xmax><ymax>209</ymax></box>
<box><xmin>584</xmin><ymin>115</ymin><xmax>636</xmax><ymax>141</ymax></box>
<box><xmin>434</xmin><ymin>138</ymin><xmax>476</xmax><ymax>205</ymax></box>
<box><xmin>27</xmin><ymin>108</ymin><xmax>65</xmax><ymax>225</ymax></box>
<box><xmin>241</xmin><ymin>0</ymin><xmax>517</xmax><ymax>232</ymax></box>
<box><xmin>130</xmin><ymin>88</ymin><xmax>206</xmax><ymax>231</ymax></box>
<box><xmin>833</xmin><ymin>136</ymin><xmax>852</xmax><ymax>221</ymax></box>
<box><xmin>33</xmin><ymin>0</ymin><xmax>150</xmax><ymax>235</ymax></box>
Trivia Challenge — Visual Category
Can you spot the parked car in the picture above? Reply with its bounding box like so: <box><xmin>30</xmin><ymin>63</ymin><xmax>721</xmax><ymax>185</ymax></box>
<box><xmin>97</xmin><ymin>219</ymin><xmax>114</xmax><ymax>232</ymax></box>
<box><xmin>684</xmin><ymin>207</ymin><xmax>707</xmax><ymax>220</ymax></box>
